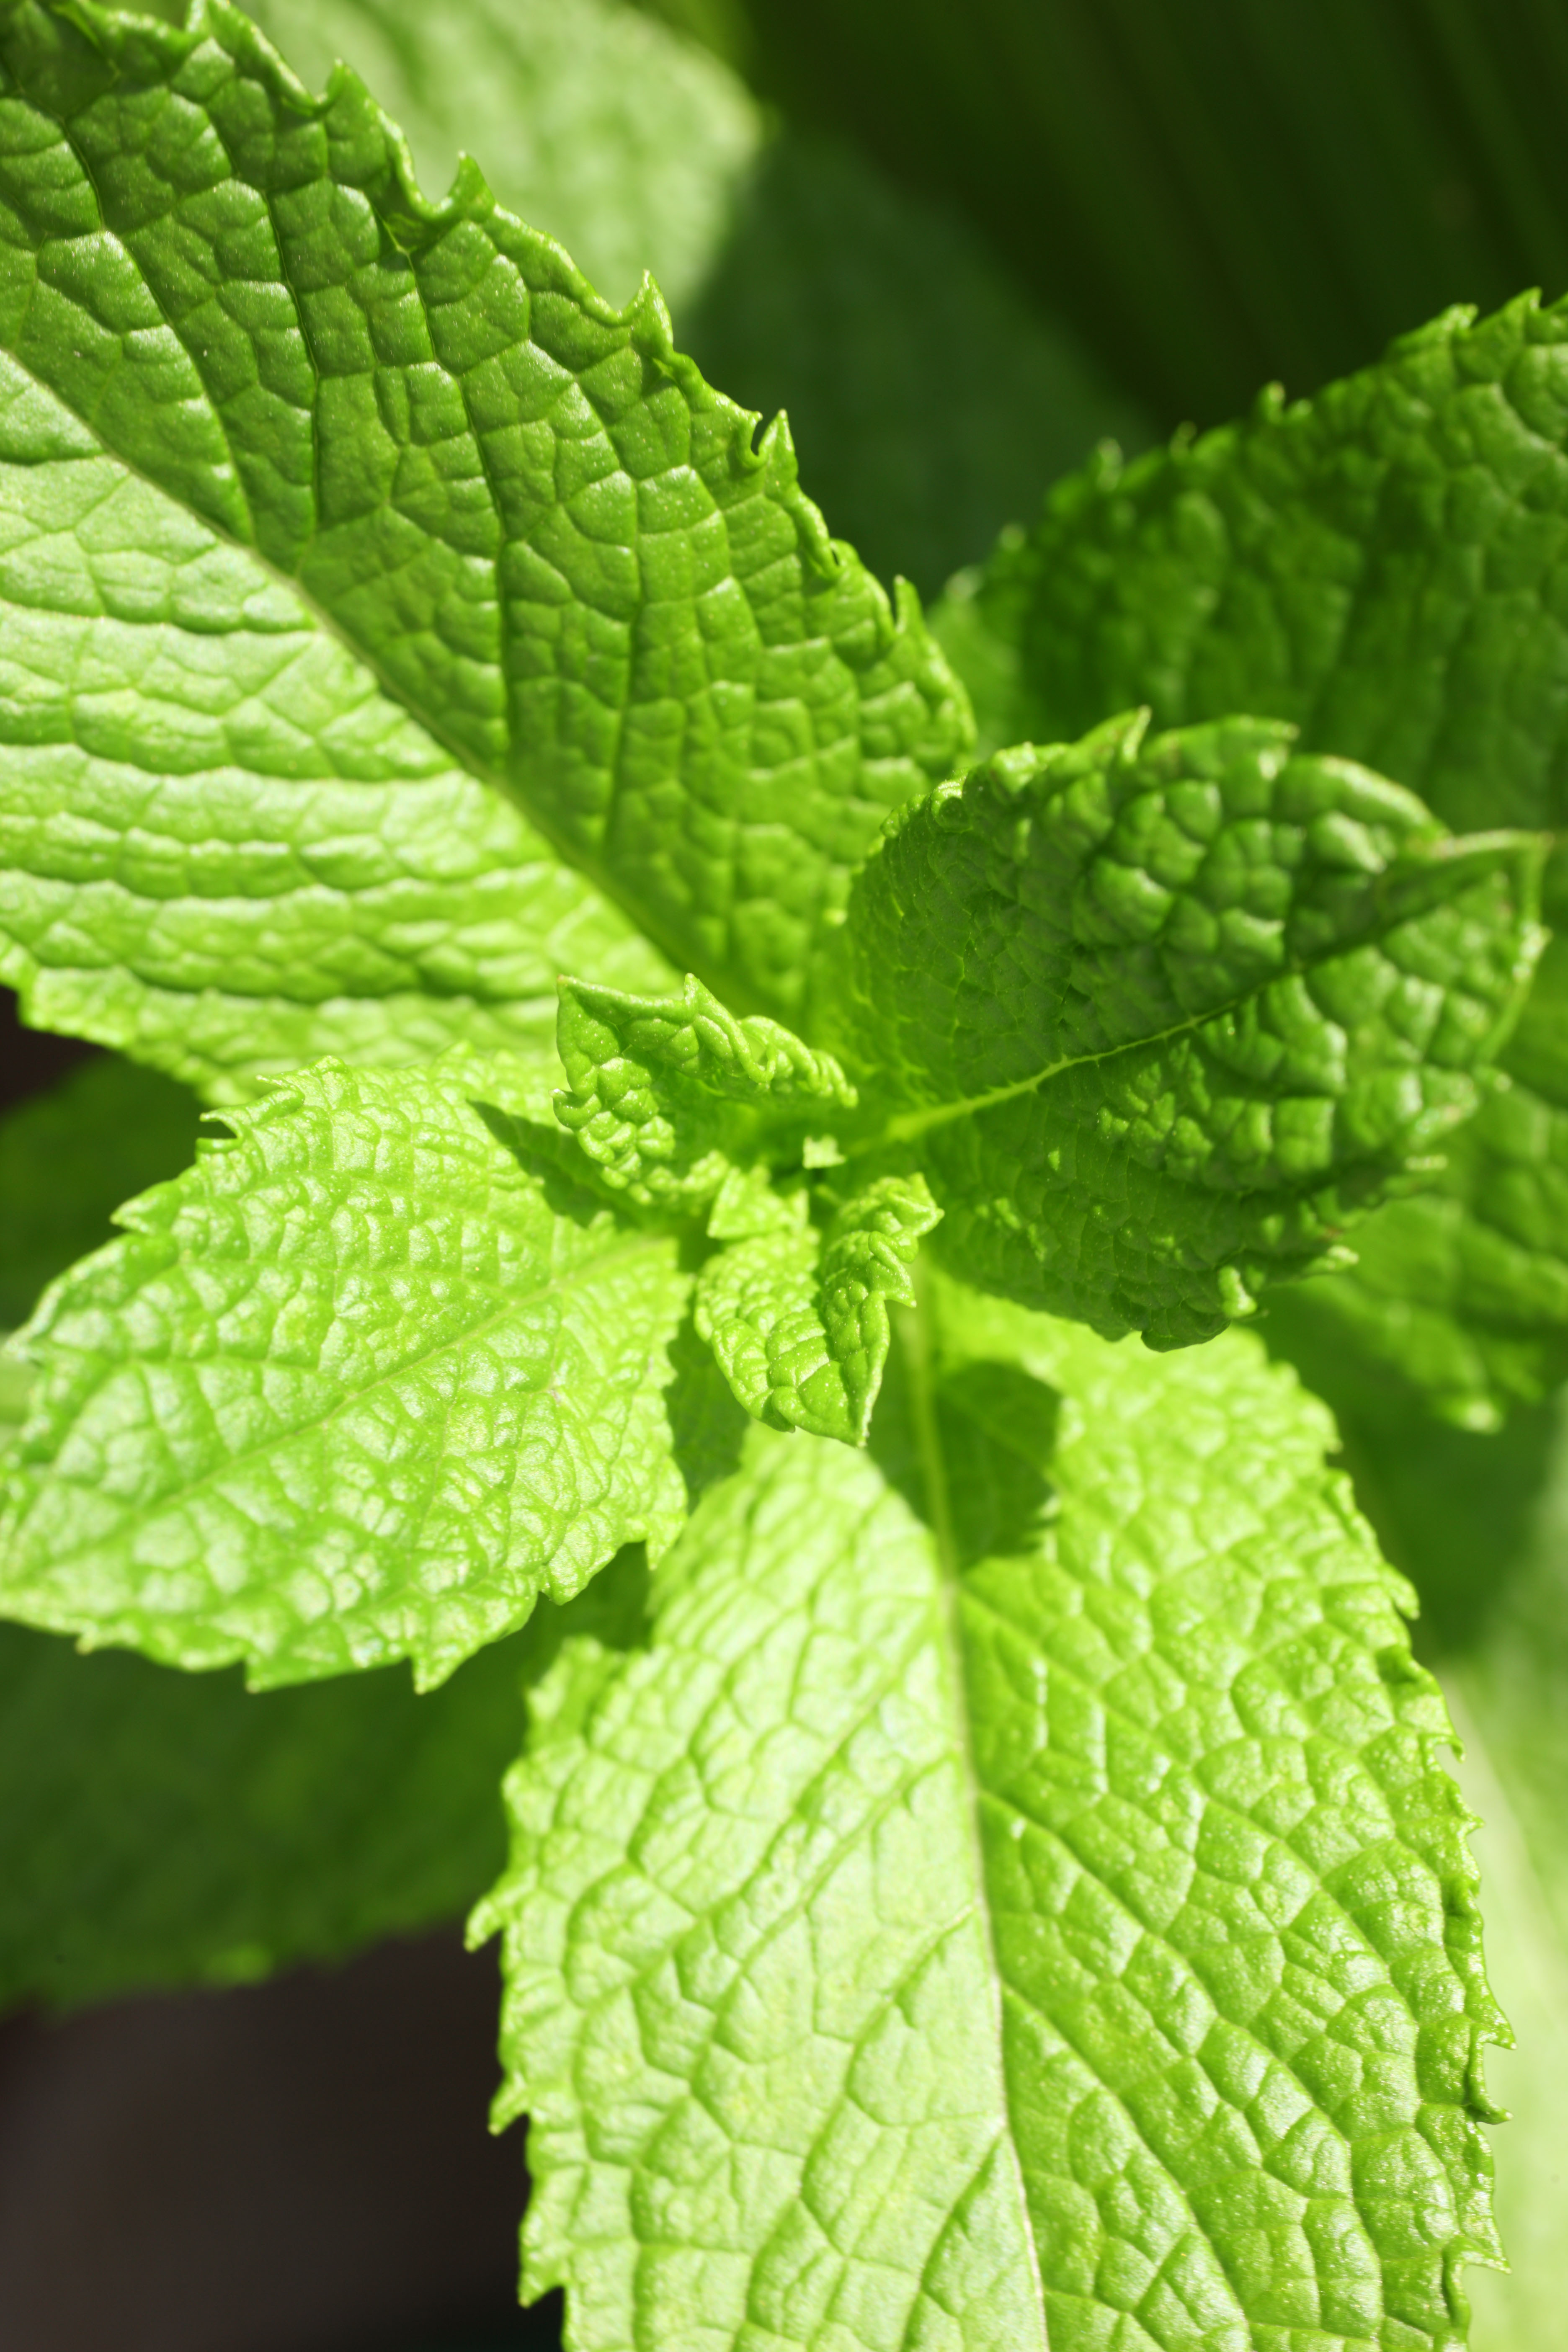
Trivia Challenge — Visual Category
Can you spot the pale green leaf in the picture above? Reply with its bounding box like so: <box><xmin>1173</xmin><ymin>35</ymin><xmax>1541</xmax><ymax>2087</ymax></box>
<box><xmin>0</xmin><ymin>0</ymin><xmax>970</xmax><ymax>1043</ymax></box>
<box><xmin>817</xmin><ymin>712</ymin><xmax>1545</xmax><ymax>1347</ymax></box>
<box><xmin>474</xmin><ymin>1279</ymin><xmax>1501</xmax><ymax>2351</ymax></box>
<box><xmin>0</xmin><ymin>1050</ymin><xmax>688</xmax><ymax>1687</ymax></box>
<box><xmin>554</xmin><ymin>972</ymin><xmax>854</xmax><ymax>1207</ymax></box>
<box><xmin>0</xmin><ymin>349</ymin><xmax>669</xmax><ymax>1102</ymax></box>
<box><xmin>694</xmin><ymin>1168</ymin><xmax>939</xmax><ymax>1440</ymax></box>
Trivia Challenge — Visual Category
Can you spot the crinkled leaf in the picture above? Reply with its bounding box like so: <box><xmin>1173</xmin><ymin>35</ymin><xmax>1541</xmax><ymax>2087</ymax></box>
<box><xmin>694</xmin><ymin>1168</ymin><xmax>939</xmax><ymax>1440</ymax></box>
<box><xmin>474</xmin><ymin>1279</ymin><xmax>1501</xmax><ymax>2351</ymax></box>
<box><xmin>0</xmin><ymin>0</ymin><xmax>970</xmax><ymax>1050</ymax></box>
<box><xmin>1267</xmin><ymin>932</ymin><xmax>1568</xmax><ymax>1429</ymax></box>
<box><xmin>554</xmin><ymin>972</ymin><xmax>854</xmax><ymax>1206</ymax></box>
<box><xmin>0</xmin><ymin>1050</ymin><xmax>200</xmax><ymax>1327</ymax></box>
<box><xmin>819</xmin><ymin>712</ymin><xmax>1545</xmax><ymax>1346</ymax></box>
<box><xmin>958</xmin><ymin>295</ymin><xmax>1568</xmax><ymax>1408</ymax></box>
<box><xmin>0</xmin><ymin>349</ymin><xmax>670</xmax><ymax>1102</ymax></box>
<box><xmin>0</xmin><ymin>1050</ymin><xmax>688</xmax><ymax>1687</ymax></box>
<box><xmin>977</xmin><ymin>297</ymin><xmax>1568</xmax><ymax>834</ymax></box>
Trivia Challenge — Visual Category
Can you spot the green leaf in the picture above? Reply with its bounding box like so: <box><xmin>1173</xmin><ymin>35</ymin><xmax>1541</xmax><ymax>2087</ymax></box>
<box><xmin>694</xmin><ymin>1168</ymin><xmax>939</xmax><ymax>1440</ymax></box>
<box><xmin>681</xmin><ymin>125</ymin><xmax>1151</xmax><ymax>600</ymax></box>
<box><xmin>475</xmin><ymin>1278</ymin><xmax>1502</xmax><ymax>2350</ymax></box>
<box><xmin>819</xmin><ymin>711</ymin><xmax>1545</xmax><ymax>1346</ymax></box>
<box><xmin>255</xmin><ymin>0</ymin><xmax>1150</xmax><ymax>603</ymax></box>
<box><xmin>0</xmin><ymin>1050</ymin><xmax>200</xmax><ymax>1327</ymax></box>
<box><xmin>954</xmin><ymin>296</ymin><xmax>1568</xmax><ymax>1406</ymax></box>
<box><xmin>0</xmin><ymin>347</ymin><xmax>670</xmax><ymax>1101</ymax></box>
<box><xmin>1266</xmin><ymin>933</ymin><xmax>1568</xmax><ymax>1429</ymax></box>
<box><xmin>978</xmin><ymin>306</ymin><xmax>1568</xmax><ymax>828</ymax></box>
<box><xmin>554</xmin><ymin>971</ymin><xmax>854</xmax><ymax>1207</ymax></box>
<box><xmin>0</xmin><ymin>1050</ymin><xmax>688</xmax><ymax>1687</ymax></box>
<box><xmin>0</xmin><ymin>0</ymin><xmax>970</xmax><ymax>1047</ymax></box>
<box><xmin>0</xmin><ymin>1614</ymin><xmax>522</xmax><ymax>2006</ymax></box>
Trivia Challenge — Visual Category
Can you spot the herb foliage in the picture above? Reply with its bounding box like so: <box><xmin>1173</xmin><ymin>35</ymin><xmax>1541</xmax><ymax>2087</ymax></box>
<box><xmin>0</xmin><ymin>0</ymin><xmax>1558</xmax><ymax>2344</ymax></box>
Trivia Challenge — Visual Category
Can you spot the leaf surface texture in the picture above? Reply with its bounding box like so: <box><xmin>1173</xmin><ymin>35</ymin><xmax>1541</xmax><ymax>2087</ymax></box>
<box><xmin>0</xmin><ymin>1050</ymin><xmax>688</xmax><ymax>1686</ymax></box>
<box><xmin>818</xmin><ymin>713</ymin><xmax>1544</xmax><ymax>1345</ymax></box>
<box><xmin>964</xmin><ymin>296</ymin><xmax>1568</xmax><ymax>1411</ymax></box>
<box><xmin>477</xmin><ymin>1287</ymin><xmax>1501</xmax><ymax>2351</ymax></box>
<box><xmin>0</xmin><ymin>0</ymin><xmax>970</xmax><ymax>1053</ymax></box>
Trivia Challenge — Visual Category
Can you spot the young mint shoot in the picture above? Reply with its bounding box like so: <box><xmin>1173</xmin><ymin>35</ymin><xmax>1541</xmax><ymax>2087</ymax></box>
<box><xmin>0</xmin><ymin>0</ymin><xmax>1557</xmax><ymax>2344</ymax></box>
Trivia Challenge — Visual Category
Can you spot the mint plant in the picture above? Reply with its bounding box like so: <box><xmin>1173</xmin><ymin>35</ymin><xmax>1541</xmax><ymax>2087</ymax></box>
<box><xmin>0</xmin><ymin>0</ymin><xmax>1560</xmax><ymax>2342</ymax></box>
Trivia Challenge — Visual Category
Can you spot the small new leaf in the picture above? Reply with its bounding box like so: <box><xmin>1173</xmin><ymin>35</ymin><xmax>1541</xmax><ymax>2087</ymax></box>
<box><xmin>554</xmin><ymin>972</ymin><xmax>855</xmax><ymax>1207</ymax></box>
<box><xmin>820</xmin><ymin>714</ymin><xmax>1546</xmax><ymax>1345</ymax></box>
<box><xmin>0</xmin><ymin>1051</ymin><xmax>688</xmax><ymax>1687</ymax></box>
<box><xmin>695</xmin><ymin>1171</ymin><xmax>940</xmax><ymax>1441</ymax></box>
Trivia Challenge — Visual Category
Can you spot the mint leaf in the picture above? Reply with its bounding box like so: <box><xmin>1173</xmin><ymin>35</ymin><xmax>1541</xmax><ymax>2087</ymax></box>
<box><xmin>820</xmin><ymin>712</ymin><xmax>1545</xmax><ymax>1346</ymax></box>
<box><xmin>0</xmin><ymin>1051</ymin><xmax>200</xmax><ymax>1326</ymax></box>
<box><xmin>0</xmin><ymin>349</ymin><xmax>669</xmax><ymax>1100</ymax></box>
<box><xmin>475</xmin><ymin>1283</ymin><xmax>1501</xmax><ymax>2349</ymax></box>
<box><xmin>978</xmin><ymin>299</ymin><xmax>1568</xmax><ymax>830</ymax></box>
<box><xmin>694</xmin><ymin>1168</ymin><xmax>939</xmax><ymax>1439</ymax></box>
<box><xmin>1269</xmin><ymin>934</ymin><xmax>1568</xmax><ymax>1429</ymax></box>
<box><xmin>1270</xmin><ymin>1352</ymin><xmax>1568</xmax><ymax>2350</ymax></box>
<box><xmin>554</xmin><ymin>972</ymin><xmax>854</xmax><ymax>1206</ymax></box>
<box><xmin>0</xmin><ymin>1051</ymin><xmax>687</xmax><ymax>1687</ymax></box>
<box><xmin>958</xmin><ymin>297</ymin><xmax>1568</xmax><ymax>1406</ymax></box>
<box><xmin>0</xmin><ymin>0</ymin><xmax>970</xmax><ymax>1032</ymax></box>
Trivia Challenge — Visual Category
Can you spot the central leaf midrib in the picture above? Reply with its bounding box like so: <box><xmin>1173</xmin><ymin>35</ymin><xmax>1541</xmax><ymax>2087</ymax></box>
<box><xmin>864</xmin><ymin>850</ymin><xmax>1532</xmax><ymax>1155</ymax></box>
<box><xmin>900</xmin><ymin>1275</ymin><xmax>1048</xmax><ymax>2344</ymax></box>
